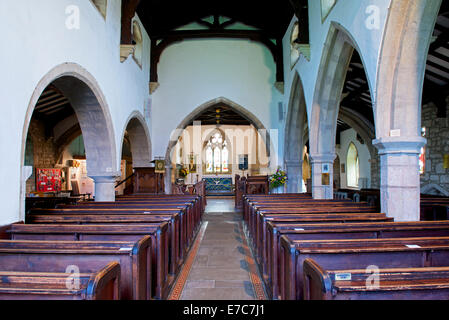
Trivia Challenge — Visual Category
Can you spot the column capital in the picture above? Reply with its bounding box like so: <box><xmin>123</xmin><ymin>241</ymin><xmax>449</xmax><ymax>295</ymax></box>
<box><xmin>373</xmin><ymin>136</ymin><xmax>426</xmax><ymax>155</ymax></box>
<box><xmin>89</xmin><ymin>174</ymin><xmax>120</xmax><ymax>183</ymax></box>
<box><xmin>310</xmin><ymin>153</ymin><xmax>336</xmax><ymax>164</ymax></box>
<box><xmin>285</xmin><ymin>159</ymin><xmax>303</xmax><ymax>168</ymax></box>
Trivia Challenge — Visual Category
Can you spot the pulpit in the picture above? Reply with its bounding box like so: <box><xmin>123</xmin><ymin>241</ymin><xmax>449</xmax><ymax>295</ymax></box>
<box><xmin>133</xmin><ymin>167</ymin><xmax>165</xmax><ymax>194</ymax></box>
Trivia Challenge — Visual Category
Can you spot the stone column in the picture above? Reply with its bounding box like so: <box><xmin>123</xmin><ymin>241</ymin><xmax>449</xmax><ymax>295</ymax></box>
<box><xmin>90</xmin><ymin>175</ymin><xmax>117</xmax><ymax>202</ymax></box>
<box><xmin>165</xmin><ymin>163</ymin><xmax>172</xmax><ymax>195</ymax></box>
<box><xmin>285</xmin><ymin>160</ymin><xmax>303</xmax><ymax>193</ymax></box>
<box><xmin>373</xmin><ymin>137</ymin><xmax>426</xmax><ymax>221</ymax></box>
<box><xmin>310</xmin><ymin>154</ymin><xmax>336</xmax><ymax>199</ymax></box>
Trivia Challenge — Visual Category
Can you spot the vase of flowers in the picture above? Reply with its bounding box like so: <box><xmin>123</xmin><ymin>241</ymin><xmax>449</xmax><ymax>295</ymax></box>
<box><xmin>269</xmin><ymin>167</ymin><xmax>287</xmax><ymax>194</ymax></box>
<box><xmin>179</xmin><ymin>167</ymin><xmax>189</xmax><ymax>178</ymax></box>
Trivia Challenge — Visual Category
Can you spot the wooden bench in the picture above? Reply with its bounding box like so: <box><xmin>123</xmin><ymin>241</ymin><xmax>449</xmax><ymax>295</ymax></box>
<box><xmin>266</xmin><ymin>220</ymin><xmax>449</xmax><ymax>300</ymax></box>
<box><xmin>251</xmin><ymin>211</ymin><xmax>387</xmax><ymax>261</ymax></box>
<box><xmin>0</xmin><ymin>262</ymin><xmax>120</xmax><ymax>300</ymax></box>
<box><xmin>248</xmin><ymin>204</ymin><xmax>378</xmax><ymax>245</ymax></box>
<box><xmin>7</xmin><ymin>223</ymin><xmax>170</xmax><ymax>300</ymax></box>
<box><xmin>29</xmin><ymin>208</ymin><xmax>188</xmax><ymax>260</ymax></box>
<box><xmin>303</xmin><ymin>259</ymin><xmax>449</xmax><ymax>300</ymax></box>
<box><xmin>25</xmin><ymin>214</ymin><xmax>182</xmax><ymax>276</ymax></box>
<box><xmin>245</xmin><ymin>200</ymin><xmax>375</xmax><ymax>233</ymax></box>
<box><xmin>0</xmin><ymin>237</ymin><xmax>151</xmax><ymax>300</ymax></box>
<box><xmin>251</xmin><ymin>212</ymin><xmax>392</xmax><ymax>294</ymax></box>
<box><xmin>421</xmin><ymin>197</ymin><xmax>449</xmax><ymax>221</ymax></box>
<box><xmin>58</xmin><ymin>201</ymin><xmax>202</xmax><ymax>238</ymax></box>
<box><xmin>279</xmin><ymin>236</ymin><xmax>449</xmax><ymax>300</ymax></box>
<box><xmin>30</xmin><ymin>207</ymin><xmax>194</xmax><ymax>249</ymax></box>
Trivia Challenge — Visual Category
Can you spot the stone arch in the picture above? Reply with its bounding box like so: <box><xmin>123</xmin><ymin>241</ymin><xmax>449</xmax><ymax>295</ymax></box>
<box><xmin>338</xmin><ymin>107</ymin><xmax>375</xmax><ymax>159</ymax></box>
<box><xmin>120</xmin><ymin>111</ymin><xmax>152</xmax><ymax>168</ymax></box>
<box><xmin>164</xmin><ymin>97</ymin><xmax>273</xmax><ymax>162</ymax></box>
<box><xmin>372</xmin><ymin>0</ymin><xmax>442</xmax><ymax>221</ymax></box>
<box><xmin>163</xmin><ymin>97</ymin><xmax>274</xmax><ymax>193</ymax></box>
<box><xmin>375</xmin><ymin>0</ymin><xmax>442</xmax><ymax>139</ymax></box>
<box><xmin>284</xmin><ymin>71</ymin><xmax>309</xmax><ymax>193</ymax></box>
<box><xmin>21</xmin><ymin>63</ymin><xmax>117</xmax><ymax>210</ymax></box>
<box><xmin>309</xmin><ymin>23</ymin><xmax>374</xmax><ymax>198</ymax></box>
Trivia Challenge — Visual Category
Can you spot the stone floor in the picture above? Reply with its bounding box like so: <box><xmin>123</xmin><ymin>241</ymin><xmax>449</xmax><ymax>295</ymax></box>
<box><xmin>179</xmin><ymin>198</ymin><xmax>260</xmax><ymax>300</ymax></box>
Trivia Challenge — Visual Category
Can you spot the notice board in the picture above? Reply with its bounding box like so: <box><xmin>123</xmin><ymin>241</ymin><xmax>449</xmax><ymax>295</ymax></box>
<box><xmin>36</xmin><ymin>168</ymin><xmax>62</xmax><ymax>193</ymax></box>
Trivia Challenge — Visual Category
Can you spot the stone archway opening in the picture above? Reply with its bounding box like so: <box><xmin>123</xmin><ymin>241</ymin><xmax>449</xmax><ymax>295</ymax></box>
<box><xmin>309</xmin><ymin>24</ymin><xmax>375</xmax><ymax>199</ymax></box>
<box><xmin>117</xmin><ymin>114</ymin><xmax>152</xmax><ymax>195</ymax></box>
<box><xmin>284</xmin><ymin>72</ymin><xmax>310</xmax><ymax>194</ymax></box>
<box><xmin>21</xmin><ymin>64</ymin><xmax>117</xmax><ymax>219</ymax></box>
<box><xmin>164</xmin><ymin>97</ymin><xmax>275</xmax><ymax>195</ymax></box>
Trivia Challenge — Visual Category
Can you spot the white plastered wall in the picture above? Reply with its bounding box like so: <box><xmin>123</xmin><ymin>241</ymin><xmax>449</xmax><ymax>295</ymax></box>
<box><xmin>0</xmin><ymin>0</ymin><xmax>151</xmax><ymax>224</ymax></box>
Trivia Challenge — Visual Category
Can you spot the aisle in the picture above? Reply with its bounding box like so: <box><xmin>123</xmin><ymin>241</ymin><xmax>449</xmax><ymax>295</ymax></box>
<box><xmin>169</xmin><ymin>198</ymin><xmax>266</xmax><ymax>300</ymax></box>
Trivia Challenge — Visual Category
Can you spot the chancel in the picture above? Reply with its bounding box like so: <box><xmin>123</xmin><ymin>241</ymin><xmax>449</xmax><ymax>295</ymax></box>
<box><xmin>1</xmin><ymin>0</ymin><xmax>449</xmax><ymax>302</ymax></box>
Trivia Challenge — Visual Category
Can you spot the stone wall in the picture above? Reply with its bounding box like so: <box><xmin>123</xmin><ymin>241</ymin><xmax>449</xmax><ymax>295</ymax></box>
<box><xmin>420</xmin><ymin>99</ymin><xmax>449</xmax><ymax>195</ymax></box>
<box><xmin>370</xmin><ymin>149</ymin><xmax>380</xmax><ymax>189</ymax></box>
<box><xmin>25</xmin><ymin>119</ymin><xmax>59</xmax><ymax>194</ymax></box>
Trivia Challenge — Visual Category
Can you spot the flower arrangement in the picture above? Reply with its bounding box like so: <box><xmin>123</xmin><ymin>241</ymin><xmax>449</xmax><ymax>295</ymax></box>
<box><xmin>269</xmin><ymin>167</ymin><xmax>287</xmax><ymax>189</ymax></box>
<box><xmin>179</xmin><ymin>167</ymin><xmax>189</xmax><ymax>178</ymax></box>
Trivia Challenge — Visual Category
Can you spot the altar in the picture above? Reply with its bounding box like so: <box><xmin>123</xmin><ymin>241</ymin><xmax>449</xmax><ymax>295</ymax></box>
<box><xmin>203</xmin><ymin>177</ymin><xmax>233</xmax><ymax>195</ymax></box>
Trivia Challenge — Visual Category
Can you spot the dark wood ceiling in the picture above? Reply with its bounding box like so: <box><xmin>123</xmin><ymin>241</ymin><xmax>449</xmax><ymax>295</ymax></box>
<box><xmin>136</xmin><ymin>0</ymin><xmax>295</xmax><ymax>40</ymax></box>
<box><xmin>32</xmin><ymin>85</ymin><xmax>76</xmax><ymax>136</ymax></box>
<box><xmin>340</xmin><ymin>49</ymin><xmax>374</xmax><ymax>127</ymax></box>
<box><xmin>188</xmin><ymin>104</ymin><xmax>250</xmax><ymax>126</ymax></box>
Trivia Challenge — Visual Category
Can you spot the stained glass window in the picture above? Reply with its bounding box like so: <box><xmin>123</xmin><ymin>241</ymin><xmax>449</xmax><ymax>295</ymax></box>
<box><xmin>204</xmin><ymin>132</ymin><xmax>230</xmax><ymax>174</ymax></box>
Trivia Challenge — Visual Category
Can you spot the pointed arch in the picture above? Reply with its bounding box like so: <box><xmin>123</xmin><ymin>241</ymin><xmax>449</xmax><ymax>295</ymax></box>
<box><xmin>21</xmin><ymin>63</ymin><xmax>117</xmax><ymax>214</ymax></box>
<box><xmin>164</xmin><ymin>97</ymin><xmax>273</xmax><ymax>163</ymax></box>
<box><xmin>120</xmin><ymin>111</ymin><xmax>152</xmax><ymax>168</ymax></box>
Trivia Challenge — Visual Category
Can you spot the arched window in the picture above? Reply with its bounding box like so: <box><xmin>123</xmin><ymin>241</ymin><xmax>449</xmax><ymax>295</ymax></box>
<box><xmin>347</xmin><ymin>143</ymin><xmax>359</xmax><ymax>188</ymax></box>
<box><xmin>204</xmin><ymin>132</ymin><xmax>229</xmax><ymax>174</ymax></box>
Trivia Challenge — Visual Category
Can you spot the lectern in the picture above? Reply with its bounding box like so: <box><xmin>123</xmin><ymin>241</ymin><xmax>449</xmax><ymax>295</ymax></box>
<box><xmin>133</xmin><ymin>167</ymin><xmax>165</xmax><ymax>194</ymax></box>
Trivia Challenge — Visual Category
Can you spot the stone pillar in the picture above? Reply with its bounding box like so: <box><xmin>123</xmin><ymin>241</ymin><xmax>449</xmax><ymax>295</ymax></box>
<box><xmin>310</xmin><ymin>154</ymin><xmax>336</xmax><ymax>199</ymax></box>
<box><xmin>285</xmin><ymin>160</ymin><xmax>303</xmax><ymax>193</ymax></box>
<box><xmin>90</xmin><ymin>175</ymin><xmax>117</xmax><ymax>202</ymax></box>
<box><xmin>373</xmin><ymin>137</ymin><xmax>426</xmax><ymax>221</ymax></box>
<box><xmin>165</xmin><ymin>164</ymin><xmax>172</xmax><ymax>195</ymax></box>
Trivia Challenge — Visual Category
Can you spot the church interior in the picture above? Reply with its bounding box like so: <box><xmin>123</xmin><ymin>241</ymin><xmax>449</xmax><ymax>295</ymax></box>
<box><xmin>1</xmin><ymin>0</ymin><xmax>449</xmax><ymax>302</ymax></box>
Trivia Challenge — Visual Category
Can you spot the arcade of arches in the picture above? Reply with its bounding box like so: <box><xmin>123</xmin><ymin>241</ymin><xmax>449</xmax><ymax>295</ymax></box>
<box><xmin>2</xmin><ymin>0</ymin><xmax>449</xmax><ymax>301</ymax></box>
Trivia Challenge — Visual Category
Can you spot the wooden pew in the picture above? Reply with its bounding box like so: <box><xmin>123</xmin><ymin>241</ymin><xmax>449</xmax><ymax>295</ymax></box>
<box><xmin>25</xmin><ymin>214</ymin><xmax>181</xmax><ymax>276</ymax></box>
<box><xmin>303</xmin><ymin>259</ymin><xmax>449</xmax><ymax>300</ymax></box>
<box><xmin>58</xmin><ymin>201</ymin><xmax>202</xmax><ymax>238</ymax></box>
<box><xmin>242</xmin><ymin>194</ymin><xmax>314</xmax><ymax>222</ymax></box>
<box><xmin>0</xmin><ymin>237</ymin><xmax>152</xmax><ymax>300</ymax></box>
<box><xmin>245</xmin><ymin>199</ymin><xmax>371</xmax><ymax>231</ymax></box>
<box><xmin>28</xmin><ymin>208</ymin><xmax>189</xmax><ymax>259</ymax></box>
<box><xmin>421</xmin><ymin>197</ymin><xmax>449</xmax><ymax>221</ymax></box>
<box><xmin>245</xmin><ymin>199</ymin><xmax>378</xmax><ymax>238</ymax></box>
<box><xmin>0</xmin><ymin>262</ymin><xmax>120</xmax><ymax>300</ymax></box>
<box><xmin>249</xmin><ymin>204</ymin><xmax>378</xmax><ymax>244</ymax></box>
<box><xmin>7</xmin><ymin>223</ymin><xmax>170</xmax><ymax>300</ymax></box>
<box><xmin>251</xmin><ymin>209</ymin><xmax>384</xmax><ymax>258</ymax></box>
<box><xmin>266</xmin><ymin>220</ymin><xmax>449</xmax><ymax>300</ymax></box>
<box><xmin>279</xmin><ymin>236</ymin><xmax>449</xmax><ymax>300</ymax></box>
<box><xmin>30</xmin><ymin>206</ymin><xmax>195</xmax><ymax>249</ymax></box>
<box><xmin>251</xmin><ymin>212</ymin><xmax>392</xmax><ymax>297</ymax></box>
